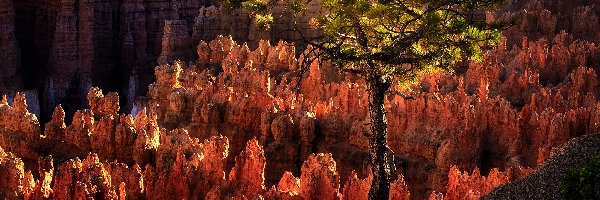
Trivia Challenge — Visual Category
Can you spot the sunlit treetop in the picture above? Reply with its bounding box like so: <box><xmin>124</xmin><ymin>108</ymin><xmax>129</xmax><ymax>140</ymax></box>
<box><xmin>223</xmin><ymin>0</ymin><xmax>513</xmax><ymax>84</ymax></box>
<box><xmin>219</xmin><ymin>1</ymin><xmax>514</xmax><ymax>198</ymax></box>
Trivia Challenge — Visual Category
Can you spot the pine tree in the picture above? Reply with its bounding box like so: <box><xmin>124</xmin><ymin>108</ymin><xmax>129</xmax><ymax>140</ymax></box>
<box><xmin>224</xmin><ymin>0</ymin><xmax>513</xmax><ymax>198</ymax></box>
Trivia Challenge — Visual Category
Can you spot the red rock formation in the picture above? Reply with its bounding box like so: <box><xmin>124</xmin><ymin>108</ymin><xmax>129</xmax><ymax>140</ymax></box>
<box><xmin>4</xmin><ymin>1</ymin><xmax>600</xmax><ymax>199</ymax></box>
<box><xmin>0</xmin><ymin>0</ymin><xmax>21</xmax><ymax>94</ymax></box>
<box><xmin>52</xmin><ymin>154</ymin><xmax>120</xmax><ymax>199</ymax></box>
<box><xmin>0</xmin><ymin>0</ymin><xmax>326</xmax><ymax>119</ymax></box>
<box><xmin>442</xmin><ymin>165</ymin><xmax>533</xmax><ymax>200</ymax></box>
<box><xmin>194</xmin><ymin>6</ymin><xmax>251</xmax><ymax>44</ymax></box>
<box><xmin>44</xmin><ymin>105</ymin><xmax>66</xmax><ymax>140</ymax></box>
<box><xmin>276</xmin><ymin>171</ymin><xmax>300</xmax><ymax>195</ymax></box>
<box><xmin>28</xmin><ymin>156</ymin><xmax>54</xmax><ymax>199</ymax></box>
<box><xmin>0</xmin><ymin>93</ymin><xmax>41</xmax><ymax>141</ymax></box>
<box><xmin>228</xmin><ymin>139</ymin><xmax>266</xmax><ymax>197</ymax></box>
<box><xmin>0</xmin><ymin>0</ymin><xmax>598</xmax><ymax>126</ymax></box>
<box><xmin>87</xmin><ymin>87</ymin><xmax>120</xmax><ymax>118</ymax></box>
<box><xmin>0</xmin><ymin>147</ymin><xmax>34</xmax><ymax>199</ymax></box>
<box><xmin>3</xmin><ymin>31</ymin><xmax>600</xmax><ymax>199</ymax></box>
<box><xmin>341</xmin><ymin>171</ymin><xmax>372</xmax><ymax>200</ymax></box>
<box><xmin>44</xmin><ymin>0</ymin><xmax>95</xmax><ymax>116</ymax></box>
<box><xmin>299</xmin><ymin>153</ymin><xmax>340</xmax><ymax>199</ymax></box>
<box><xmin>1</xmin><ymin>0</ymin><xmax>206</xmax><ymax>117</ymax></box>
<box><xmin>2</xmin><ymin>102</ymin><xmax>413</xmax><ymax>199</ymax></box>
<box><xmin>389</xmin><ymin>176</ymin><xmax>411</xmax><ymax>200</ymax></box>
<box><xmin>158</xmin><ymin>20</ymin><xmax>195</xmax><ymax>65</ymax></box>
<box><xmin>63</xmin><ymin>109</ymin><xmax>94</xmax><ymax>151</ymax></box>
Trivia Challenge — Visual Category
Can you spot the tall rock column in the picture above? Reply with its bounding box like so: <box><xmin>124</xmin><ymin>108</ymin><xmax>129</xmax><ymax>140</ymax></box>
<box><xmin>45</xmin><ymin>0</ymin><xmax>95</xmax><ymax>116</ymax></box>
<box><xmin>0</xmin><ymin>0</ymin><xmax>21</xmax><ymax>94</ymax></box>
<box><xmin>158</xmin><ymin>20</ymin><xmax>194</xmax><ymax>65</ymax></box>
<box><xmin>299</xmin><ymin>114</ymin><xmax>315</xmax><ymax>162</ymax></box>
<box><xmin>120</xmin><ymin>0</ymin><xmax>148</xmax><ymax>112</ymax></box>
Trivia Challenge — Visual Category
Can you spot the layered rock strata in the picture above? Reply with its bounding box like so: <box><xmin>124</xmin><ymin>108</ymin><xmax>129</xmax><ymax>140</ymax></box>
<box><xmin>3</xmin><ymin>0</ymin><xmax>324</xmax><ymax>121</ymax></box>
<box><xmin>0</xmin><ymin>0</ymin><xmax>21</xmax><ymax>94</ymax></box>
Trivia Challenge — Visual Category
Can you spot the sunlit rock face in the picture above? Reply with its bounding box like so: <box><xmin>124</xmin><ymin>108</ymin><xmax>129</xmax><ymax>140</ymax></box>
<box><xmin>3</xmin><ymin>0</ymin><xmax>600</xmax><ymax>199</ymax></box>
<box><xmin>0</xmin><ymin>99</ymin><xmax>411</xmax><ymax>199</ymax></box>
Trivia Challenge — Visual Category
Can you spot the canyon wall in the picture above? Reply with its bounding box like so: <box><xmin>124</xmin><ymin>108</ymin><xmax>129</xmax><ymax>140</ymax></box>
<box><xmin>2</xmin><ymin>0</ymin><xmax>600</xmax><ymax>123</ymax></box>
<box><xmin>2</xmin><ymin>0</ymin><xmax>323</xmax><ymax>124</ymax></box>
<box><xmin>3</xmin><ymin>0</ymin><xmax>600</xmax><ymax>199</ymax></box>
<box><xmin>0</xmin><ymin>0</ymin><xmax>21</xmax><ymax>93</ymax></box>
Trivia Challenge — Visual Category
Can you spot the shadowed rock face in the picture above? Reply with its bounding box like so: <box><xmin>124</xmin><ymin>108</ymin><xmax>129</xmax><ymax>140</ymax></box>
<box><xmin>8</xmin><ymin>0</ymin><xmax>205</xmax><ymax>123</ymax></box>
<box><xmin>2</xmin><ymin>0</ymin><xmax>600</xmax><ymax>199</ymax></box>
<box><xmin>1</xmin><ymin>0</ymin><xmax>322</xmax><ymax>124</ymax></box>
<box><xmin>0</xmin><ymin>0</ymin><xmax>21</xmax><ymax>94</ymax></box>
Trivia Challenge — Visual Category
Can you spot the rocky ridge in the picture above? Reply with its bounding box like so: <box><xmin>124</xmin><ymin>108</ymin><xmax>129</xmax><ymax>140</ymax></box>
<box><xmin>482</xmin><ymin>133</ymin><xmax>600</xmax><ymax>199</ymax></box>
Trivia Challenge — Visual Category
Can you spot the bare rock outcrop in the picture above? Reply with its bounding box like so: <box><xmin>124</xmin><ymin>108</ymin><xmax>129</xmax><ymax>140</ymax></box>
<box><xmin>52</xmin><ymin>154</ymin><xmax>120</xmax><ymax>199</ymax></box>
<box><xmin>0</xmin><ymin>93</ymin><xmax>41</xmax><ymax>141</ymax></box>
<box><xmin>299</xmin><ymin>153</ymin><xmax>340</xmax><ymax>199</ymax></box>
<box><xmin>4</xmin><ymin>30</ymin><xmax>600</xmax><ymax>198</ymax></box>
<box><xmin>228</xmin><ymin>139</ymin><xmax>266</xmax><ymax>197</ymax></box>
<box><xmin>5</xmin><ymin>1</ymin><xmax>600</xmax><ymax>198</ymax></box>
<box><xmin>0</xmin><ymin>0</ymin><xmax>21</xmax><ymax>94</ymax></box>
<box><xmin>482</xmin><ymin>133</ymin><xmax>600</xmax><ymax>199</ymax></box>
<box><xmin>158</xmin><ymin>20</ymin><xmax>195</xmax><ymax>65</ymax></box>
<box><xmin>441</xmin><ymin>165</ymin><xmax>532</xmax><ymax>200</ymax></box>
<box><xmin>0</xmin><ymin>147</ymin><xmax>35</xmax><ymax>199</ymax></box>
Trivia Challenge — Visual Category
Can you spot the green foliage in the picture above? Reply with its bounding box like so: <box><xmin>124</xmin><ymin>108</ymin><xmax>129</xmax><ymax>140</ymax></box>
<box><xmin>241</xmin><ymin>0</ymin><xmax>268</xmax><ymax>13</ymax></box>
<box><xmin>221</xmin><ymin>1</ymin><xmax>511</xmax><ymax>198</ymax></box>
<box><xmin>561</xmin><ymin>153</ymin><xmax>600</xmax><ymax>199</ymax></box>
<box><xmin>252</xmin><ymin>13</ymin><xmax>274</xmax><ymax>29</ymax></box>
<box><xmin>225</xmin><ymin>0</ymin><xmax>510</xmax><ymax>85</ymax></box>
<box><xmin>289</xmin><ymin>0</ymin><xmax>305</xmax><ymax>12</ymax></box>
<box><xmin>222</xmin><ymin>0</ymin><xmax>242</xmax><ymax>11</ymax></box>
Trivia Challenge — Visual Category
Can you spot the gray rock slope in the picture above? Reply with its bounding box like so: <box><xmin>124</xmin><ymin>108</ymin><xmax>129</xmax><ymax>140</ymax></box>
<box><xmin>482</xmin><ymin>133</ymin><xmax>600</xmax><ymax>200</ymax></box>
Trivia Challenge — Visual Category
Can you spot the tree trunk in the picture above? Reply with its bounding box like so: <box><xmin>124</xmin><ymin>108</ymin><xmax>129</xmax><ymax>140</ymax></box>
<box><xmin>367</xmin><ymin>74</ymin><xmax>391</xmax><ymax>200</ymax></box>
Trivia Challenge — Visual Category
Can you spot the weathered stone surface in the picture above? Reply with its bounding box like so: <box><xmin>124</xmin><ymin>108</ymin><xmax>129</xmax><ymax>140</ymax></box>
<box><xmin>158</xmin><ymin>20</ymin><xmax>195</xmax><ymax>65</ymax></box>
<box><xmin>0</xmin><ymin>146</ymin><xmax>33</xmax><ymax>199</ymax></box>
<box><xmin>2</xmin><ymin>0</ymin><xmax>205</xmax><ymax>119</ymax></box>
<box><xmin>228</xmin><ymin>139</ymin><xmax>266</xmax><ymax>197</ymax></box>
<box><xmin>52</xmin><ymin>154</ymin><xmax>119</xmax><ymax>199</ymax></box>
<box><xmin>340</xmin><ymin>171</ymin><xmax>371</xmax><ymax>200</ymax></box>
<box><xmin>299</xmin><ymin>153</ymin><xmax>340</xmax><ymax>199</ymax></box>
<box><xmin>87</xmin><ymin>87</ymin><xmax>120</xmax><ymax>118</ymax></box>
<box><xmin>3</xmin><ymin>0</ymin><xmax>600</xmax><ymax>199</ymax></box>
<box><xmin>443</xmin><ymin>165</ymin><xmax>532</xmax><ymax>200</ymax></box>
<box><xmin>3</xmin><ymin>29</ymin><xmax>600</xmax><ymax>198</ymax></box>
<box><xmin>389</xmin><ymin>176</ymin><xmax>411</xmax><ymax>200</ymax></box>
<box><xmin>0</xmin><ymin>93</ymin><xmax>41</xmax><ymax>141</ymax></box>
<box><xmin>0</xmin><ymin>0</ymin><xmax>21</xmax><ymax>94</ymax></box>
